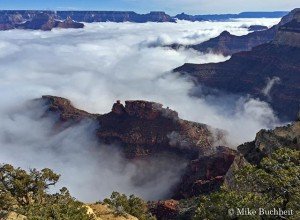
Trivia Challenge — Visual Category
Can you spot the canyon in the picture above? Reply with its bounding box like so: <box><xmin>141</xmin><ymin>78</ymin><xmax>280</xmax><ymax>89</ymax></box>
<box><xmin>0</xmin><ymin>10</ymin><xmax>175</xmax><ymax>30</ymax></box>
<box><xmin>33</xmin><ymin>95</ymin><xmax>299</xmax><ymax>219</ymax></box>
<box><xmin>174</xmin><ymin>8</ymin><xmax>300</xmax><ymax>121</ymax></box>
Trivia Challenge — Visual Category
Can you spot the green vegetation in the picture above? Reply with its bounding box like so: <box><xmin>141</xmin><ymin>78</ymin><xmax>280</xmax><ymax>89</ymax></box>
<box><xmin>194</xmin><ymin>148</ymin><xmax>300</xmax><ymax>220</ymax></box>
<box><xmin>103</xmin><ymin>191</ymin><xmax>156</xmax><ymax>220</ymax></box>
<box><xmin>1</xmin><ymin>148</ymin><xmax>299</xmax><ymax>220</ymax></box>
<box><xmin>0</xmin><ymin>164</ymin><xmax>92</xmax><ymax>220</ymax></box>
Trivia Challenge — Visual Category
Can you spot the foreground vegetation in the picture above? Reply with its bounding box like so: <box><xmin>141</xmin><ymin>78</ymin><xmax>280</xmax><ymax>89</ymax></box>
<box><xmin>0</xmin><ymin>164</ymin><xmax>154</xmax><ymax>220</ymax></box>
<box><xmin>0</xmin><ymin>164</ymin><xmax>91</xmax><ymax>219</ymax></box>
<box><xmin>1</xmin><ymin>148</ymin><xmax>299</xmax><ymax>219</ymax></box>
<box><xmin>103</xmin><ymin>192</ymin><xmax>156</xmax><ymax>220</ymax></box>
<box><xmin>194</xmin><ymin>148</ymin><xmax>300</xmax><ymax>219</ymax></box>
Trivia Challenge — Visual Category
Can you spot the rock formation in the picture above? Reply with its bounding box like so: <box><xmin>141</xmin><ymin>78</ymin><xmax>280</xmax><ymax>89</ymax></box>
<box><xmin>86</xmin><ymin>204</ymin><xmax>138</xmax><ymax>220</ymax></box>
<box><xmin>57</xmin><ymin>11</ymin><xmax>175</xmax><ymax>23</ymax></box>
<box><xmin>36</xmin><ymin>95</ymin><xmax>235</xmax><ymax>200</ymax></box>
<box><xmin>273</xmin><ymin>12</ymin><xmax>300</xmax><ymax>47</ymax></box>
<box><xmin>0</xmin><ymin>11</ymin><xmax>84</xmax><ymax>31</ymax></box>
<box><xmin>174</xmin><ymin>9</ymin><xmax>300</xmax><ymax>121</ymax></box>
<box><xmin>34</xmin><ymin>96</ymin><xmax>300</xmax><ymax>219</ymax></box>
<box><xmin>149</xmin><ymin>200</ymin><xmax>180</xmax><ymax>220</ymax></box>
<box><xmin>190</xmin><ymin>28</ymin><xmax>277</xmax><ymax>56</ymax></box>
<box><xmin>247</xmin><ymin>25</ymin><xmax>268</xmax><ymax>32</ymax></box>
<box><xmin>40</xmin><ymin>96</ymin><xmax>226</xmax><ymax>158</ymax></box>
<box><xmin>173</xmin><ymin>146</ymin><xmax>236</xmax><ymax>199</ymax></box>
<box><xmin>238</xmin><ymin>121</ymin><xmax>300</xmax><ymax>164</ymax></box>
<box><xmin>171</xmin><ymin>9</ymin><xmax>299</xmax><ymax>56</ymax></box>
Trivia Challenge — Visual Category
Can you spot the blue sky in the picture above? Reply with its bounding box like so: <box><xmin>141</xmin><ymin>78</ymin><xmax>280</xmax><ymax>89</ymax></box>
<box><xmin>0</xmin><ymin>0</ymin><xmax>298</xmax><ymax>14</ymax></box>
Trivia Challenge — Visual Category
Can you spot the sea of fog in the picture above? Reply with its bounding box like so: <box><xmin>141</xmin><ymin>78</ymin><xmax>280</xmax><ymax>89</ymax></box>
<box><xmin>0</xmin><ymin>18</ymin><xmax>281</xmax><ymax>201</ymax></box>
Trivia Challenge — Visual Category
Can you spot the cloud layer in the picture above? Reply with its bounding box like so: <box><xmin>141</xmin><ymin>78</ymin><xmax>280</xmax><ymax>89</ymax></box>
<box><xmin>0</xmin><ymin>18</ymin><xmax>280</xmax><ymax>201</ymax></box>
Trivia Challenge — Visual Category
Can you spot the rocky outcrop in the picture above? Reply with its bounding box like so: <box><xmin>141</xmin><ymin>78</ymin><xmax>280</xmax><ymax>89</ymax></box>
<box><xmin>149</xmin><ymin>200</ymin><xmax>180</xmax><ymax>220</ymax></box>
<box><xmin>17</xmin><ymin>14</ymin><xmax>84</xmax><ymax>31</ymax></box>
<box><xmin>36</xmin><ymin>95</ymin><xmax>235</xmax><ymax>200</ymax></box>
<box><xmin>174</xmin><ymin>13</ymin><xmax>204</xmax><ymax>22</ymax></box>
<box><xmin>248</xmin><ymin>25</ymin><xmax>268</xmax><ymax>32</ymax></box>
<box><xmin>173</xmin><ymin>146</ymin><xmax>236</xmax><ymax>199</ymax></box>
<box><xmin>273</xmin><ymin>15</ymin><xmax>300</xmax><ymax>47</ymax></box>
<box><xmin>223</xmin><ymin>153</ymin><xmax>249</xmax><ymax>189</ymax></box>
<box><xmin>41</xmin><ymin>96</ymin><xmax>223</xmax><ymax>159</ymax></box>
<box><xmin>86</xmin><ymin>204</ymin><xmax>138</xmax><ymax>220</ymax></box>
<box><xmin>238</xmin><ymin>121</ymin><xmax>300</xmax><ymax>164</ymax></box>
<box><xmin>174</xmin><ymin>9</ymin><xmax>300</xmax><ymax>121</ymax></box>
<box><xmin>41</xmin><ymin>95</ymin><xmax>98</xmax><ymax>123</ymax></box>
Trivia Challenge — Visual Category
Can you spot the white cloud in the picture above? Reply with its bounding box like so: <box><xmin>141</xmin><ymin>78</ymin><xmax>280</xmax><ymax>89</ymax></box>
<box><xmin>262</xmin><ymin>76</ymin><xmax>281</xmax><ymax>98</ymax></box>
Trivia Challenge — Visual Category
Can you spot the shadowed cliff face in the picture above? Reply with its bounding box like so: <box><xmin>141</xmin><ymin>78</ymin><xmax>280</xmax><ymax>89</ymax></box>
<box><xmin>174</xmin><ymin>9</ymin><xmax>300</xmax><ymax>121</ymax></box>
<box><xmin>37</xmin><ymin>95</ymin><xmax>236</xmax><ymax>199</ymax></box>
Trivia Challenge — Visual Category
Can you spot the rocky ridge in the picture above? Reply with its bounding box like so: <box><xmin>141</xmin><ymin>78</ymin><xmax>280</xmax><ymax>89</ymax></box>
<box><xmin>174</xmin><ymin>8</ymin><xmax>300</xmax><ymax>121</ymax></box>
<box><xmin>0</xmin><ymin>11</ymin><xmax>84</xmax><ymax>31</ymax></box>
<box><xmin>0</xmin><ymin>10</ymin><xmax>175</xmax><ymax>30</ymax></box>
<box><xmin>168</xmin><ymin>9</ymin><xmax>299</xmax><ymax>56</ymax></box>
<box><xmin>190</xmin><ymin>27</ymin><xmax>277</xmax><ymax>56</ymax></box>
<box><xmin>174</xmin><ymin>11</ymin><xmax>288</xmax><ymax>22</ymax></box>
